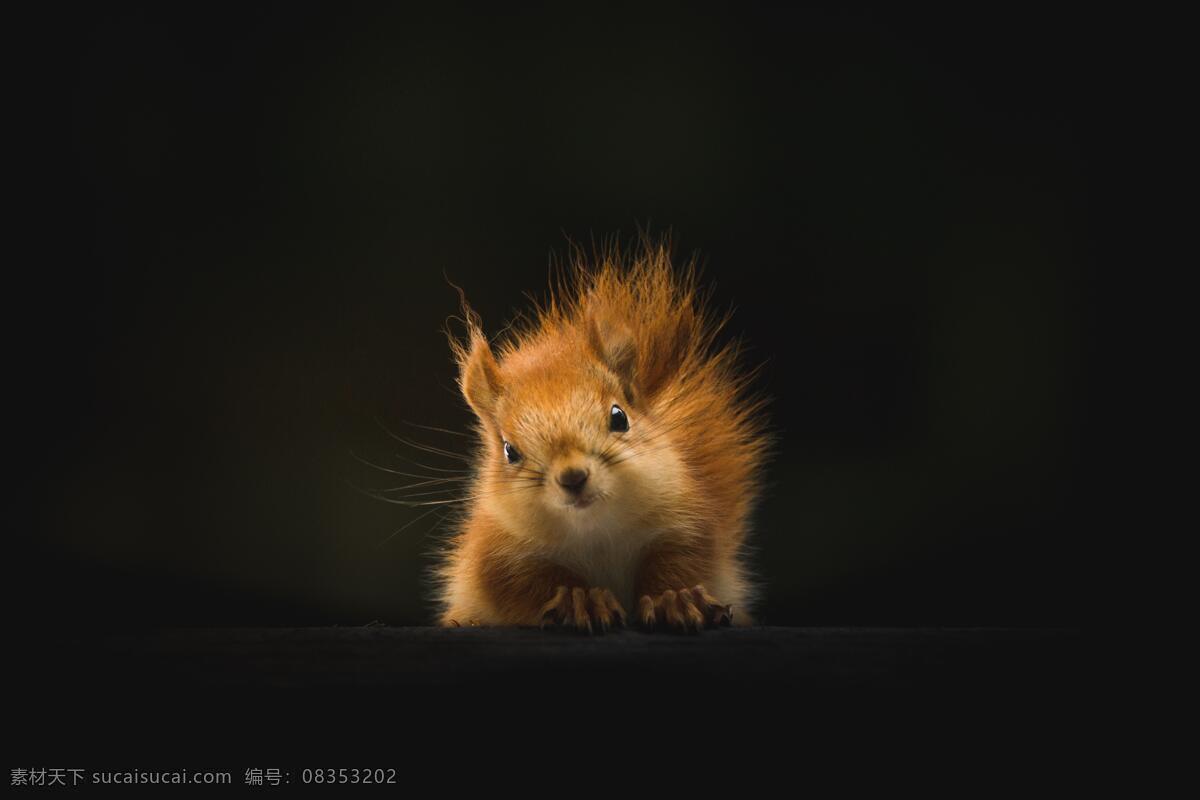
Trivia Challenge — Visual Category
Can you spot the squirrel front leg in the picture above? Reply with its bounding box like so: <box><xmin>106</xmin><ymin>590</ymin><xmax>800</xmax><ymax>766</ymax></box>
<box><xmin>444</xmin><ymin>524</ymin><xmax>626</xmax><ymax>632</ymax></box>
<box><xmin>634</xmin><ymin>541</ymin><xmax>733</xmax><ymax>632</ymax></box>
<box><xmin>487</xmin><ymin>557</ymin><xmax>627</xmax><ymax>633</ymax></box>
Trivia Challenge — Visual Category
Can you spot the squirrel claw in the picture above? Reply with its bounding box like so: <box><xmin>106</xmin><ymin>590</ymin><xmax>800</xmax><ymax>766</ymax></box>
<box><xmin>539</xmin><ymin>585</ymin><xmax>626</xmax><ymax>635</ymax></box>
<box><xmin>638</xmin><ymin>585</ymin><xmax>732</xmax><ymax>632</ymax></box>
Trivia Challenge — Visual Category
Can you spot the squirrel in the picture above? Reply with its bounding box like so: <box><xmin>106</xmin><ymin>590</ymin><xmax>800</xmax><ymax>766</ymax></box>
<box><xmin>434</xmin><ymin>238</ymin><xmax>770</xmax><ymax>632</ymax></box>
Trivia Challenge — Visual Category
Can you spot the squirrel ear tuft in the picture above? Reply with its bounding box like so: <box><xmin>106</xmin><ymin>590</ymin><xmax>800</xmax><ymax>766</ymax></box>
<box><xmin>588</xmin><ymin>314</ymin><xmax>637</xmax><ymax>395</ymax></box>
<box><xmin>459</xmin><ymin>334</ymin><xmax>503</xmax><ymax>420</ymax></box>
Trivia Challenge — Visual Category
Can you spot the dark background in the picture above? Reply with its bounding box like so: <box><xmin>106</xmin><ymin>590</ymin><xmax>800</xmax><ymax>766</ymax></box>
<box><xmin>13</xmin><ymin>2</ymin><xmax>1101</xmax><ymax>630</ymax></box>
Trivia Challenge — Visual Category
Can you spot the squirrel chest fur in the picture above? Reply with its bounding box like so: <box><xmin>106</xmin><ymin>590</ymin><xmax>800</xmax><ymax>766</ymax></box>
<box><xmin>435</xmin><ymin>242</ymin><xmax>769</xmax><ymax>632</ymax></box>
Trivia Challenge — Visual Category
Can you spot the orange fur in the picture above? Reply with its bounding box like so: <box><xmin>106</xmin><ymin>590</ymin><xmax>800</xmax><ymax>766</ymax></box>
<box><xmin>435</xmin><ymin>236</ymin><xmax>770</xmax><ymax>631</ymax></box>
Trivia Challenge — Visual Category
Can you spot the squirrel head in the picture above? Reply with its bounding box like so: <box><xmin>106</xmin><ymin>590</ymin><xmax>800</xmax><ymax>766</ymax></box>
<box><xmin>454</xmin><ymin>308</ymin><xmax>691</xmax><ymax>539</ymax></box>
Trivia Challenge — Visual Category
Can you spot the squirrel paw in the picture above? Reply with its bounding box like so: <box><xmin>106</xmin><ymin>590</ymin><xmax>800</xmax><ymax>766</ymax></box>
<box><xmin>637</xmin><ymin>585</ymin><xmax>733</xmax><ymax>633</ymax></box>
<box><xmin>539</xmin><ymin>586</ymin><xmax>627</xmax><ymax>634</ymax></box>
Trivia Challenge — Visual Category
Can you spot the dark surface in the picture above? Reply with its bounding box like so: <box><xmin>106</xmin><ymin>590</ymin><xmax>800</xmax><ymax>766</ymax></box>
<box><xmin>15</xmin><ymin>626</ymin><xmax>1092</xmax><ymax>763</ymax></box>
<box><xmin>26</xmin><ymin>625</ymin><xmax>1082</xmax><ymax>691</ymax></box>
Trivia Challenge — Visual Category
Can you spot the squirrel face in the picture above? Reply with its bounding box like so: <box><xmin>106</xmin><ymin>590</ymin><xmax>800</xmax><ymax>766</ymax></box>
<box><xmin>458</xmin><ymin>326</ymin><xmax>690</xmax><ymax>541</ymax></box>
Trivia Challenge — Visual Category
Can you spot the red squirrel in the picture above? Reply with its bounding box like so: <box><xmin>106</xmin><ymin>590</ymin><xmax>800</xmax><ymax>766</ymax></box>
<box><xmin>435</xmin><ymin>239</ymin><xmax>769</xmax><ymax>631</ymax></box>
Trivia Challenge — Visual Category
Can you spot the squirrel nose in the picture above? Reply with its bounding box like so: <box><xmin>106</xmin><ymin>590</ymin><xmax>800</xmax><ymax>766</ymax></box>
<box><xmin>556</xmin><ymin>466</ymin><xmax>590</xmax><ymax>492</ymax></box>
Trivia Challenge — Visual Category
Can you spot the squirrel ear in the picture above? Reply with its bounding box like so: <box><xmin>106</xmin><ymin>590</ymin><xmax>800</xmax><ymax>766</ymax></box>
<box><xmin>459</xmin><ymin>334</ymin><xmax>503</xmax><ymax>420</ymax></box>
<box><xmin>588</xmin><ymin>314</ymin><xmax>637</xmax><ymax>395</ymax></box>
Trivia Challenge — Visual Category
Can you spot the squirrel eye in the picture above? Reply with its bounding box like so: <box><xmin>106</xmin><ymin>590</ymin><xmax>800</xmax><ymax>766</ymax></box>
<box><xmin>609</xmin><ymin>404</ymin><xmax>629</xmax><ymax>433</ymax></box>
<box><xmin>503</xmin><ymin>441</ymin><xmax>522</xmax><ymax>464</ymax></box>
